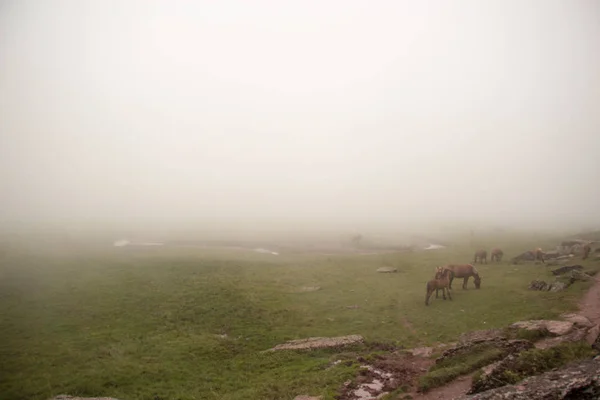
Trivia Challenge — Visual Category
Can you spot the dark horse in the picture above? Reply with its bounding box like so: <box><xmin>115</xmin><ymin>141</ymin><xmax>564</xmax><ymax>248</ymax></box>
<box><xmin>490</xmin><ymin>248</ymin><xmax>503</xmax><ymax>262</ymax></box>
<box><xmin>473</xmin><ymin>250</ymin><xmax>487</xmax><ymax>264</ymax></box>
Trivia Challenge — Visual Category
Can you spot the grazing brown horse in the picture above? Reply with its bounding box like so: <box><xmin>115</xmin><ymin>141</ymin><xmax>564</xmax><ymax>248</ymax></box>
<box><xmin>426</xmin><ymin>267</ymin><xmax>453</xmax><ymax>306</ymax></box>
<box><xmin>473</xmin><ymin>250</ymin><xmax>487</xmax><ymax>264</ymax></box>
<box><xmin>490</xmin><ymin>248</ymin><xmax>503</xmax><ymax>262</ymax></box>
<box><xmin>441</xmin><ymin>264</ymin><xmax>481</xmax><ymax>290</ymax></box>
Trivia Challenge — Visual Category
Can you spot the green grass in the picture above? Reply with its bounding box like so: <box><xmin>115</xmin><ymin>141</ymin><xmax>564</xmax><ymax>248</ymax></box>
<box><xmin>417</xmin><ymin>343</ymin><xmax>506</xmax><ymax>392</ymax></box>
<box><xmin>0</xmin><ymin>233</ymin><xmax>596</xmax><ymax>400</ymax></box>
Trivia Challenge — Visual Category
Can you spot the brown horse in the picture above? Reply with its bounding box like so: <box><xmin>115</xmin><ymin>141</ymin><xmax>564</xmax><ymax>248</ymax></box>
<box><xmin>490</xmin><ymin>248</ymin><xmax>503</xmax><ymax>262</ymax></box>
<box><xmin>442</xmin><ymin>264</ymin><xmax>481</xmax><ymax>290</ymax></box>
<box><xmin>473</xmin><ymin>250</ymin><xmax>487</xmax><ymax>264</ymax></box>
<box><xmin>426</xmin><ymin>267</ymin><xmax>453</xmax><ymax>306</ymax></box>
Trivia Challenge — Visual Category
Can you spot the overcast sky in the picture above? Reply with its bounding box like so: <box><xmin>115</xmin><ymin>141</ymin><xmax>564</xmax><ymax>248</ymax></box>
<box><xmin>1</xmin><ymin>0</ymin><xmax>599</xmax><ymax>232</ymax></box>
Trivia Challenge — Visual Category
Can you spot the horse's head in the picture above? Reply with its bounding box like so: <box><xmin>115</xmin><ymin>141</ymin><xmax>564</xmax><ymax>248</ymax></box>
<box><xmin>474</xmin><ymin>274</ymin><xmax>482</xmax><ymax>289</ymax></box>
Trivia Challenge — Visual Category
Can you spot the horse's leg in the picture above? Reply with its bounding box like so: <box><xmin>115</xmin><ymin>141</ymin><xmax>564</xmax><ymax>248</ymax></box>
<box><xmin>447</xmin><ymin>286</ymin><xmax>452</xmax><ymax>300</ymax></box>
<box><xmin>449</xmin><ymin>275</ymin><xmax>454</xmax><ymax>289</ymax></box>
<box><xmin>425</xmin><ymin>289</ymin><xmax>432</xmax><ymax>306</ymax></box>
<box><xmin>442</xmin><ymin>287</ymin><xmax>446</xmax><ymax>300</ymax></box>
<box><xmin>463</xmin><ymin>277</ymin><xmax>468</xmax><ymax>289</ymax></box>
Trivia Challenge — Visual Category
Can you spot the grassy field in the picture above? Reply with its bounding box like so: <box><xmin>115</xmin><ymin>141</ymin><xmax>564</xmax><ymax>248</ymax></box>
<box><xmin>0</xmin><ymin>233</ymin><xmax>596</xmax><ymax>400</ymax></box>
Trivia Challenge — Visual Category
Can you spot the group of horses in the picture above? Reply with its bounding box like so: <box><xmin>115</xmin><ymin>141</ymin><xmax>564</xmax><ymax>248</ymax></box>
<box><xmin>424</xmin><ymin>243</ymin><xmax>594</xmax><ymax>306</ymax></box>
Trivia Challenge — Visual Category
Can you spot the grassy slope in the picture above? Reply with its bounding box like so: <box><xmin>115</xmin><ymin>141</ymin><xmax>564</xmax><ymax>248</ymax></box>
<box><xmin>0</xmin><ymin>235</ymin><xmax>595</xmax><ymax>400</ymax></box>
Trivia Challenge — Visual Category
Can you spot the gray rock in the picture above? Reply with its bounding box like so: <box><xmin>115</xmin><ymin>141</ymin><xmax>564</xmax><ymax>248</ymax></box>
<box><xmin>528</xmin><ymin>280</ymin><xmax>548</xmax><ymax>291</ymax></box>
<box><xmin>534</xmin><ymin>328</ymin><xmax>588</xmax><ymax>350</ymax></box>
<box><xmin>548</xmin><ymin>281</ymin><xmax>570</xmax><ymax>292</ymax></box>
<box><xmin>509</xmin><ymin>320</ymin><xmax>574</xmax><ymax>336</ymax></box>
<box><xmin>560</xmin><ymin>313</ymin><xmax>594</xmax><ymax>328</ymax></box>
<box><xmin>376</xmin><ymin>267</ymin><xmax>398</xmax><ymax>273</ymax></box>
<box><xmin>571</xmin><ymin>269</ymin><xmax>592</xmax><ymax>281</ymax></box>
<box><xmin>459</xmin><ymin>357</ymin><xmax>600</xmax><ymax>399</ymax></box>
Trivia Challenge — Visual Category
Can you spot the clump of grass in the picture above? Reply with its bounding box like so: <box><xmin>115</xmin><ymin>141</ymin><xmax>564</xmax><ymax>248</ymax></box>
<box><xmin>499</xmin><ymin>342</ymin><xmax>596</xmax><ymax>384</ymax></box>
<box><xmin>505</xmin><ymin>327</ymin><xmax>550</xmax><ymax>342</ymax></box>
<box><xmin>417</xmin><ymin>344</ymin><xmax>506</xmax><ymax>392</ymax></box>
<box><xmin>585</xmin><ymin>268</ymin><xmax>600</xmax><ymax>277</ymax></box>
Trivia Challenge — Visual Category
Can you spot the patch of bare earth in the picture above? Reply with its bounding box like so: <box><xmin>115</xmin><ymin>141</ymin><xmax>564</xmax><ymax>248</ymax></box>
<box><xmin>337</xmin><ymin>352</ymin><xmax>433</xmax><ymax>400</ymax></box>
<box><xmin>408</xmin><ymin>374</ymin><xmax>475</xmax><ymax>400</ymax></box>
<box><xmin>579</xmin><ymin>275</ymin><xmax>600</xmax><ymax>325</ymax></box>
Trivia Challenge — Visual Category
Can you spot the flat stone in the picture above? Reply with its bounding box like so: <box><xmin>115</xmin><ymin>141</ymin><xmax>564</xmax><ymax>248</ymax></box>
<box><xmin>266</xmin><ymin>335</ymin><xmax>364</xmax><ymax>351</ymax></box>
<box><xmin>534</xmin><ymin>328</ymin><xmax>588</xmax><ymax>350</ymax></box>
<box><xmin>510</xmin><ymin>320</ymin><xmax>574</xmax><ymax>336</ymax></box>
<box><xmin>376</xmin><ymin>267</ymin><xmax>398</xmax><ymax>273</ymax></box>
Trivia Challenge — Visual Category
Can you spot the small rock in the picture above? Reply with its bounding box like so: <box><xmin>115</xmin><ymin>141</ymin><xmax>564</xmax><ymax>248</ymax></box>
<box><xmin>548</xmin><ymin>281</ymin><xmax>570</xmax><ymax>292</ymax></box>
<box><xmin>376</xmin><ymin>267</ymin><xmax>398</xmax><ymax>273</ymax></box>
<box><xmin>409</xmin><ymin>347</ymin><xmax>434</xmax><ymax>357</ymax></box>
<box><xmin>528</xmin><ymin>280</ymin><xmax>548</xmax><ymax>291</ymax></box>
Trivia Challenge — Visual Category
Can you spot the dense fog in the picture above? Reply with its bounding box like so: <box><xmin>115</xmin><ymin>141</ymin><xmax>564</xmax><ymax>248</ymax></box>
<box><xmin>1</xmin><ymin>1</ymin><xmax>599</xmax><ymax>234</ymax></box>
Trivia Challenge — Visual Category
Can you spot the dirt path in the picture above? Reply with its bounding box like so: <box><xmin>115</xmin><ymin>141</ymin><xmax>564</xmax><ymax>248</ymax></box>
<box><xmin>579</xmin><ymin>276</ymin><xmax>600</xmax><ymax>325</ymax></box>
<box><xmin>409</xmin><ymin>374</ymin><xmax>475</xmax><ymax>400</ymax></box>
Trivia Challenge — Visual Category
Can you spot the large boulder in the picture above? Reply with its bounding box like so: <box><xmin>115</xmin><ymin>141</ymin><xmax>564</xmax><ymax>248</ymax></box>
<box><xmin>560</xmin><ymin>313</ymin><xmax>594</xmax><ymax>328</ymax></box>
<box><xmin>459</xmin><ymin>357</ymin><xmax>600</xmax><ymax>399</ymax></box>
<box><xmin>509</xmin><ymin>320</ymin><xmax>574</xmax><ymax>336</ymax></box>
